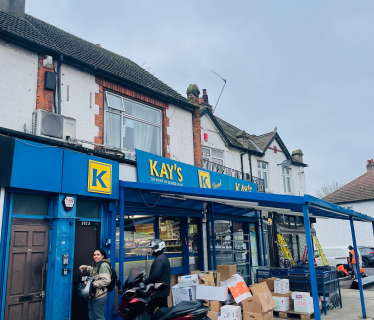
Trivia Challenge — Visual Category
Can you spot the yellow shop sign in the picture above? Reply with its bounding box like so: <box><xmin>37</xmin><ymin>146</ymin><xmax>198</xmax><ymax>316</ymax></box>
<box><xmin>87</xmin><ymin>160</ymin><xmax>112</xmax><ymax>194</ymax></box>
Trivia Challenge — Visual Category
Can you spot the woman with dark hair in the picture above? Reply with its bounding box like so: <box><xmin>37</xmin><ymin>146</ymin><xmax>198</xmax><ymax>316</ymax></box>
<box><xmin>79</xmin><ymin>248</ymin><xmax>111</xmax><ymax>320</ymax></box>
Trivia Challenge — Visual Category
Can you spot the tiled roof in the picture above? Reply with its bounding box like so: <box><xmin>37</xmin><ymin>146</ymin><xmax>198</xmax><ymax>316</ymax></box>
<box><xmin>250</xmin><ymin>132</ymin><xmax>276</xmax><ymax>151</ymax></box>
<box><xmin>214</xmin><ymin>116</ymin><xmax>261</xmax><ymax>153</ymax></box>
<box><xmin>0</xmin><ymin>11</ymin><xmax>186</xmax><ymax>101</ymax></box>
<box><xmin>323</xmin><ymin>172</ymin><xmax>374</xmax><ymax>204</ymax></box>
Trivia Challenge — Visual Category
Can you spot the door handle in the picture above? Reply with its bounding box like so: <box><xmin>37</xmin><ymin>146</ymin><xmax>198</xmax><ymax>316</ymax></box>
<box><xmin>38</xmin><ymin>291</ymin><xmax>46</xmax><ymax>300</ymax></box>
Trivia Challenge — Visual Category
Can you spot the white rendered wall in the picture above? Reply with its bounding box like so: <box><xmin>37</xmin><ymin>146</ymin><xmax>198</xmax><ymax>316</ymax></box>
<box><xmin>315</xmin><ymin>200</ymin><xmax>374</xmax><ymax>247</ymax></box>
<box><xmin>0</xmin><ymin>40</ymin><xmax>38</xmax><ymax>133</ymax></box>
<box><xmin>60</xmin><ymin>64</ymin><xmax>100</xmax><ymax>149</ymax></box>
<box><xmin>201</xmin><ymin>115</ymin><xmax>249</xmax><ymax>173</ymax></box>
<box><xmin>252</xmin><ymin>140</ymin><xmax>306</xmax><ymax>196</ymax></box>
<box><xmin>166</xmin><ymin>105</ymin><xmax>195</xmax><ymax>165</ymax></box>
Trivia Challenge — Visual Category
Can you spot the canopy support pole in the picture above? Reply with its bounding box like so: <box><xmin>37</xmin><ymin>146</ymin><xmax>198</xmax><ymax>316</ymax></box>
<box><xmin>350</xmin><ymin>217</ymin><xmax>366</xmax><ymax>318</ymax></box>
<box><xmin>206</xmin><ymin>203</ymin><xmax>212</xmax><ymax>270</ymax></box>
<box><xmin>211</xmin><ymin>202</ymin><xmax>217</xmax><ymax>271</ymax></box>
<box><xmin>302</xmin><ymin>204</ymin><xmax>321</xmax><ymax>320</ymax></box>
<box><xmin>260</xmin><ymin>211</ymin><xmax>267</xmax><ymax>266</ymax></box>
<box><xmin>119</xmin><ymin>187</ymin><xmax>125</xmax><ymax>283</ymax></box>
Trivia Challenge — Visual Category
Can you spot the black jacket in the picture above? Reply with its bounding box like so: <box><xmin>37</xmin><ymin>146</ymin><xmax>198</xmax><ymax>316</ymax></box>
<box><xmin>143</xmin><ymin>252</ymin><xmax>171</xmax><ymax>297</ymax></box>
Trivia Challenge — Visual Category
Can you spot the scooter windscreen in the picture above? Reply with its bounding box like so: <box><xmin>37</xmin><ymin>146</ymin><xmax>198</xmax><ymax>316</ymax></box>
<box><xmin>123</xmin><ymin>267</ymin><xmax>146</xmax><ymax>290</ymax></box>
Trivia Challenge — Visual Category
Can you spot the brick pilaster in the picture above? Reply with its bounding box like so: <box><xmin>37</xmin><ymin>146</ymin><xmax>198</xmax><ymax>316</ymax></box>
<box><xmin>192</xmin><ymin>108</ymin><xmax>202</xmax><ymax>167</ymax></box>
<box><xmin>36</xmin><ymin>56</ymin><xmax>55</xmax><ymax>112</ymax></box>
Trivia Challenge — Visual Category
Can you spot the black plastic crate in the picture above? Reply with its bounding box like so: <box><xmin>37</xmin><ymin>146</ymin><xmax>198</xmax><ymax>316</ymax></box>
<box><xmin>289</xmin><ymin>273</ymin><xmax>308</xmax><ymax>291</ymax></box>
<box><xmin>306</xmin><ymin>270</ymin><xmax>337</xmax><ymax>295</ymax></box>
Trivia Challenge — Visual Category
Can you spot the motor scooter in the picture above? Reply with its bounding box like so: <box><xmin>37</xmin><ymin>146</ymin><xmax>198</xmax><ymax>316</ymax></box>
<box><xmin>117</xmin><ymin>268</ymin><xmax>210</xmax><ymax>320</ymax></box>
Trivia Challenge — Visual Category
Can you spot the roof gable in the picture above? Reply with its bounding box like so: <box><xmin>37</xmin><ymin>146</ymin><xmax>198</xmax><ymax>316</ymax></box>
<box><xmin>324</xmin><ymin>171</ymin><xmax>374</xmax><ymax>204</ymax></box>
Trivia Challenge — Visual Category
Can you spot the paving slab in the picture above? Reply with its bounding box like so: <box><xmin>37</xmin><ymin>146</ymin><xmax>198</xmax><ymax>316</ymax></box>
<box><xmin>274</xmin><ymin>289</ymin><xmax>374</xmax><ymax>320</ymax></box>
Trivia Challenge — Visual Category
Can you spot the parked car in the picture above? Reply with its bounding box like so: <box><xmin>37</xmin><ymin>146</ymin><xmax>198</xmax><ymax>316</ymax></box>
<box><xmin>358</xmin><ymin>246</ymin><xmax>374</xmax><ymax>267</ymax></box>
<box><xmin>314</xmin><ymin>246</ymin><xmax>362</xmax><ymax>267</ymax></box>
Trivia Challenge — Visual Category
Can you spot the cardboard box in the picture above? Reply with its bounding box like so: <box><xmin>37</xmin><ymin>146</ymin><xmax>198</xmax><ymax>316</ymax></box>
<box><xmin>273</xmin><ymin>296</ymin><xmax>290</xmax><ymax>312</ymax></box>
<box><xmin>250</xmin><ymin>282</ymin><xmax>270</xmax><ymax>296</ymax></box>
<box><xmin>210</xmin><ymin>300</ymin><xmax>223</xmax><ymax>312</ymax></box>
<box><xmin>243</xmin><ymin>311</ymin><xmax>273</xmax><ymax>320</ymax></box>
<box><xmin>218</xmin><ymin>265</ymin><xmax>237</xmax><ymax>282</ymax></box>
<box><xmin>258</xmin><ymin>278</ymin><xmax>277</xmax><ymax>292</ymax></box>
<box><xmin>242</xmin><ymin>292</ymin><xmax>276</xmax><ymax>314</ymax></box>
<box><xmin>226</xmin><ymin>274</ymin><xmax>252</xmax><ymax>303</ymax></box>
<box><xmin>178</xmin><ymin>274</ymin><xmax>199</xmax><ymax>287</ymax></box>
<box><xmin>291</xmin><ymin>292</ymin><xmax>311</xmax><ymax>300</ymax></box>
<box><xmin>196</xmin><ymin>284</ymin><xmax>230</xmax><ymax>301</ymax></box>
<box><xmin>271</xmin><ymin>291</ymin><xmax>292</xmax><ymax>298</ymax></box>
<box><xmin>208</xmin><ymin>311</ymin><xmax>220</xmax><ymax>320</ymax></box>
<box><xmin>172</xmin><ymin>285</ymin><xmax>196</xmax><ymax>305</ymax></box>
<box><xmin>274</xmin><ymin>279</ymin><xmax>289</xmax><ymax>294</ymax></box>
<box><xmin>205</xmin><ymin>271</ymin><xmax>221</xmax><ymax>286</ymax></box>
<box><xmin>170</xmin><ymin>275</ymin><xmax>178</xmax><ymax>287</ymax></box>
<box><xmin>167</xmin><ymin>289</ymin><xmax>173</xmax><ymax>307</ymax></box>
<box><xmin>294</xmin><ymin>299</ymin><xmax>314</xmax><ymax>313</ymax></box>
<box><xmin>221</xmin><ymin>305</ymin><xmax>241</xmax><ymax>320</ymax></box>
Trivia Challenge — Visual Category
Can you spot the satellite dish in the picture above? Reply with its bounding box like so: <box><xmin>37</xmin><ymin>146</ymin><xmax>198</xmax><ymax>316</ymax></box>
<box><xmin>278</xmin><ymin>159</ymin><xmax>292</xmax><ymax>167</ymax></box>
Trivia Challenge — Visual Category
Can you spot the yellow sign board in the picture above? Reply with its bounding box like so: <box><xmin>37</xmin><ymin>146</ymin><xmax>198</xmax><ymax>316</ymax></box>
<box><xmin>87</xmin><ymin>160</ymin><xmax>112</xmax><ymax>194</ymax></box>
<box><xmin>198</xmin><ymin>170</ymin><xmax>211</xmax><ymax>188</ymax></box>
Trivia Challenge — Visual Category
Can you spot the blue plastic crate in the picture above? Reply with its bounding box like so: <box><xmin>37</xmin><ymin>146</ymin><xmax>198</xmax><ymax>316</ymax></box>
<box><xmin>269</xmin><ymin>268</ymin><xmax>288</xmax><ymax>278</ymax></box>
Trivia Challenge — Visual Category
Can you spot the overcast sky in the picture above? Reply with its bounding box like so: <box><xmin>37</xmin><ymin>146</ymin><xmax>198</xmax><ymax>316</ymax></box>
<box><xmin>26</xmin><ymin>1</ymin><xmax>374</xmax><ymax>195</ymax></box>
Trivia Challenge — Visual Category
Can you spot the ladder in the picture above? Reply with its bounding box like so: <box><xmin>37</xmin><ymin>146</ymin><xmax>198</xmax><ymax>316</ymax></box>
<box><xmin>312</xmin><ymin>235</ymin><xmax>329</xmax><ymax>266</ymax></box>
<box><xmin>302</xmin><ymin>246</ymin><xmax>317</xmax><ymax>266</ymax></box>
<box><xmin>277</xmin><ymin>234</ymin><xmax>295</xmax><ymax>265</ymax></box>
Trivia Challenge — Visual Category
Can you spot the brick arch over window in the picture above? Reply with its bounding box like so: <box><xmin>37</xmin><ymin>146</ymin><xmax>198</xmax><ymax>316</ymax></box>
<box><xmin>95</xmin><ymin>77</ymin><xmax>170</xmax><ymax>158</ymax></box>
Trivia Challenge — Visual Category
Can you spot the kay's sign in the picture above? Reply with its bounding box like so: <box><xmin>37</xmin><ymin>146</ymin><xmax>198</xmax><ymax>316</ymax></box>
<box><xmin>136</xmin><ymin>150</ymin><xmax>257</xmax><ymax>193</ymax></box>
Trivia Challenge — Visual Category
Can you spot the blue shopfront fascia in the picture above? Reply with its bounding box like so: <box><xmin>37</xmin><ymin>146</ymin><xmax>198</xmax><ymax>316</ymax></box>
<box><xmin>136</xmin><ymin>149</ymin><xmax>257</xmax><ymax>193</ymax></box>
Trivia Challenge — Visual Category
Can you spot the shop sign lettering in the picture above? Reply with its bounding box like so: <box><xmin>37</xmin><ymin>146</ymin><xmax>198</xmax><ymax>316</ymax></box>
<box><xmin>148</xmin><ymin>160</ymin><xmax>184</xmax><ymax>186</ymax></box>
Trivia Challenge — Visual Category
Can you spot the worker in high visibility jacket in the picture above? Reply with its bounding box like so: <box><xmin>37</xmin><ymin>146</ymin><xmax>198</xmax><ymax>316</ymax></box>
<box><xmin>349</xmin><ymin>245</ymin><xmax>358</xmax><ymax>279</ymax></box>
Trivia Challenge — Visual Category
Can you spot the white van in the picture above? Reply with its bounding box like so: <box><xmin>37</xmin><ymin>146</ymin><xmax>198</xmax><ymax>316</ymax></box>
<box><xmin>314</xmin><ymin>246</ymin><xmax>362</xmax><ymax>267</ymax></box>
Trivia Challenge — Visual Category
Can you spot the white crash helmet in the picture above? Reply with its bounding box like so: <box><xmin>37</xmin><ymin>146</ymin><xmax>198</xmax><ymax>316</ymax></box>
<box><xmin>149</xmin><ymin>239</ymin><xmax>166</xmax><ymax>253</ymax></box>
<box><xmin>78</xmin><ymin>278</ymin><xmax>94</xmax><ymax>300</ymax></box>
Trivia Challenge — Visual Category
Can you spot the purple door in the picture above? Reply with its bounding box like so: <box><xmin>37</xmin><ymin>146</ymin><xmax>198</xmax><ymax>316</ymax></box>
<box><xmin>4</xmin><ymin>219</ymin><xmax>49</xmax><ymax>320</ymax></box>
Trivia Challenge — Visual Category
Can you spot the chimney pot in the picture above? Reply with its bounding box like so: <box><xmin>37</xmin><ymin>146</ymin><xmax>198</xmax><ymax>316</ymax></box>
<box><xmin>0</xmin><ymin>0</ymin><xmax>25</xmax><ymax>18</ymax></box>
<box><xmin>367</xmin><ymin>159</ymin><xmax>374</xmax><ymax>172</ymax></box>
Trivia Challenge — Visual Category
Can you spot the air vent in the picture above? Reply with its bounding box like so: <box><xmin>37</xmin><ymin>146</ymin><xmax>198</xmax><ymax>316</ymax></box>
<box><xmin>32</xmin><ymin>110</ymin><xmax>76</xmax><ymax>142</ymax></box>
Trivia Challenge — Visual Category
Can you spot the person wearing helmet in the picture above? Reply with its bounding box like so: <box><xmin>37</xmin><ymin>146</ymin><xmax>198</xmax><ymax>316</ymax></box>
<box><xmin>144</xmin><ymin>239</ymin><xmax>171</xmax><ymax>315</ymax></box>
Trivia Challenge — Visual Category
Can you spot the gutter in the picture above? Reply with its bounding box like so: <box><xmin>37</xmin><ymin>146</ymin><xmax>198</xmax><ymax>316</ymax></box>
<box><xmin>0</xmin><ymin>31</ymin><xmax>198</xmax><ymax>112</ymax></box>
<box><xmin>0</xmin><ymin>127</ymin><xmax>136</xmax><ymax>166</ymax></box>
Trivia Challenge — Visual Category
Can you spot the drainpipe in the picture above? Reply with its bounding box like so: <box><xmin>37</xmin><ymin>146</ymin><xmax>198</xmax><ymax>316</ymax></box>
<box><xmin>248</xmin><ymin>152</ymin><xmax>253</xmax><ymax>181</ymax></box>
<box><xmin>240</xmin><ymin>153</ymin><xmax>244</xmax><ymax>178</ymax></box>
<box><xmin>57</xmin><ymin>54</ymin><xmax>63</xmax><ymax>114</ymax></box>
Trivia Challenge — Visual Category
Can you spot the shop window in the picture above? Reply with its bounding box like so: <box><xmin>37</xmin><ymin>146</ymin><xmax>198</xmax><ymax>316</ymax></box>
<box><xmin>257</xmin><ymin>161</ymin><xmax>268</xmax><ymax>189</ymax></box>
<box><xmin>76</xmin><ymin>200</ymin><xmax>100</xmax><ymax>219</ymax></box>
<box><xmin>249</xmin><ymin>223</ymin><xmax>259</xmax><ymax>284</ymax></box>
<box><xmin>214</xmin><ymin>220</ymin><xmax>233</xmax><ymax>265</ymax></box>
<box><xmin>159</xmin><ymin>217</ymin><xmax>183</xmax><ymax>268</ymax></box>
<box><xmin>104</xmin><ymin>91</ymin><xmax>162</xmax><ymax>156</ymax></box>
<box><xmin>282</xmin><ymin>167</ymin><xmax>291</xmax><ymax>193</ymax></box>
<box><xmin>12</xmin><ymin>193</ymin><xmax>49</xmax><ymax>216</ymax></box>
<box><xmin>116</xmin><ymin>215</ymin><xmax>155</xmax><ymax>259</ymax></box>
<box><xmin>189</xmin><ymin>218</ymin><xmax>200</xmax><ymax>271</ymax></box>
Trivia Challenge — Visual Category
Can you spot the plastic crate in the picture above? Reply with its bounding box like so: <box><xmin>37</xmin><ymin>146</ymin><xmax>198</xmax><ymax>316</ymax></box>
<box><xmin>289</xmin><ymin>273</ymin><xmax>308</xmax><ymax>291</ymax></box>
<box><xmin>256</xmin><ymin>269</ymin><xmax>270</xmax><ymax>281</ymax></box>
<box><xmin>269</xmin><ymin>268</ymin><xmax>289</xmax><ymax>278</ymax></box>
<box><xmin>306</xmin><ymin>270</ymin><xmax>337</xmax><ymax>295</ymax></box>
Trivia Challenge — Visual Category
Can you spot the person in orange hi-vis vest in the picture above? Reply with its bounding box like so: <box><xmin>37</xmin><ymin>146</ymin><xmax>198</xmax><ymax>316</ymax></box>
<box><xmin>349</xmin><ymin>245</ymin><xmax>358</xmax><ymax>279</ymax></box>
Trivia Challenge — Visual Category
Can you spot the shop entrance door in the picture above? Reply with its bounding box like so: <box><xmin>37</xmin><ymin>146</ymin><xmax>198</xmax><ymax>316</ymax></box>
<box><xmin>4</xmin><ymin>219</ymin><xmax>49</xmax><ymax>320</ymax></box>
<box><xmin>71</xmin><ymin>221</ymin><xmax>101</xmax><ymax>320</ymax></box>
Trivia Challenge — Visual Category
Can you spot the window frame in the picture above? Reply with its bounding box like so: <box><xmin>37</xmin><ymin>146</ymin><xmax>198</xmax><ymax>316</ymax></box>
<box><xmin>257</xmin><ymin>161</ymin><xmax>268</xmax><ymax>189</ymax></box>
<box><xmin>282</xmin><ymin>166</ymin><xmax>291</xmax><ymax>193</ymax></box>
<box><xmin>202</xmin><ymin>146</ymin><xmax>224</xmax><ymax>166</ymax></box>
<box><xmin>104</xmin><ymin>91</ymin><xmax>163</xmax><ymax>156</ymax></box>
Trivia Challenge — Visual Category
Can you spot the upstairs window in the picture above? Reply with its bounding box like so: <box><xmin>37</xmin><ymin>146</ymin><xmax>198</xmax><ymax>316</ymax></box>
<box><xmin>257</xmin><ymin>161</ymin><xmax>268</xmax><ymax>189</ymax></box>
<box><xmin>282</xmin><ymin>167</ymin><xmax>291</xmax><ymax>193</ymax></box>
<box><xmin>104</xmin><ymin>92</ymin><xmax>162</xmax><ymax>156</ymax></box>
<box><xmin>202</xmin><ymin>147</ymin><xmax>224</xmax><ymax>165</ymax></box>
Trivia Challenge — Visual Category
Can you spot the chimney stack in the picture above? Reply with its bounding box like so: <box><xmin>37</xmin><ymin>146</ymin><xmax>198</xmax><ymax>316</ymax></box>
<box><xmin>0</xmin><ymin>0</ymin><xmax>25</xmax><ymax>18</ymax></box>
<box><xmin>367</xmin><ymin>159</ymin><xmax>374</xmax><ymax>172</ymax></box>
<box><xmin>202</xmin><ymin>89</ymin><xmax>209</xmax><ymax>105</ymax></box>
<box><xmin>292</xmin><ymin>149</ymin><xmax>304</xmax><ymax>163</ymax></box>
